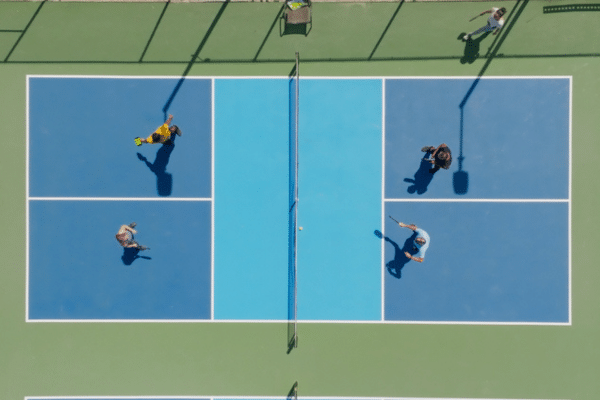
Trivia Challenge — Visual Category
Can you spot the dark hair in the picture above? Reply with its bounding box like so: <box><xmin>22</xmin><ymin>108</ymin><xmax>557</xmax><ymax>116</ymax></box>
<box><xmin>151</xmin><ymin>132</ymin><xmax>162</xmax><ymax>143</ymax></box>
<box><xmin>499</xmin><ymin>7</ymin><xmax>506</xmax><ymax>15</ymax></box>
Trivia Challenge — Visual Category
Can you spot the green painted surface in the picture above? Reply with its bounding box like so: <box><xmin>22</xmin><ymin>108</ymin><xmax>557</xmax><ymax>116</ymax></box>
<box><xmin>1</xmin><ymin>1</ymin><xmax>599</xmax><ymax>399</ymax></box>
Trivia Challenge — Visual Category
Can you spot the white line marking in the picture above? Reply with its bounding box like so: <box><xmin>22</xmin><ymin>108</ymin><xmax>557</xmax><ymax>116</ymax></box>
<box><xmin>25</xmin><ymin>75</ymin><xmax>31</xmax><ymax>322</ymax></box>
<box><xmin>384</xmin><ymin>198</ymin><xmax>568</xmax><ymax>202</ymax></box>
<box><xmin>25</xmin><ymin>397</ymin><xmax>572</xmax><ymax>400</ymax></box>
<box><xmin>28</xmin><ymin>197</ymin><xmax>212</xmax><ymax>201</ymax></box>
<box><xmin>380</xmin><ymin>78</ymin><xmax>386</xmax><ymax>322</ymax></box>
<box><xmin>211</xmin><ymin>77</ymin><xmax>216</xmax><ymax>321</ymax></box>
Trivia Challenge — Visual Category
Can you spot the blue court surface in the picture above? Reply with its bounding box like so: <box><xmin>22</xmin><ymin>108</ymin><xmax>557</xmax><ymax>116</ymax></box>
<box><xmin>28</xmin><ymin>200</ymin><xmax>212</xmax><ymax>320</ymax></box>
<box><xmin>385</xmin><ymin>78</ymin><xmax>570</xmax><ymax>199</ymax></box>
<box><xmin>28</xmin><ymin>77</ymin><xmax>212</xmax><ymax>198</ymax></box>
<box><xmin>27</xmin><ymin>76</ymin><xmax>570</xmax><ymax>324</ymax></box>
<box><xmin>382</xmin><ymin>201</ymin><xmax>569</xmax><ymax>323</ymax></box>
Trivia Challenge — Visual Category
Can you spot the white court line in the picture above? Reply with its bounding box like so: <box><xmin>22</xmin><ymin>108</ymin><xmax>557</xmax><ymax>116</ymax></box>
<box><xmin>26</xmin><ymin>74</ymin><xmax>574</xmax><ymax>81</ymax></box>
<box><xmin>25</xmin><ymin>395</ymin><xmax>571</xmax><ymax>400</ymax></box>
<box><xmin>25</xmin><ymin>75</ymin><xmax>572</xmax><ymax>326</ymax></box>
<box><xmin>380</xmin><ymin>78</ymin><xmax>386</xmax><ymax>322</ymax></box>
<box><xmin>28</xmin><ymin>197</ymin><xmax>212</xmax><ymax>201</ymax></box>
<box><xmin>384</xmin><ymin>198</ymin><xmax>568</xmax><ymax>202</ymax></box>
<box><xmin>568</xmin><ymin>75</ymin><xmax>573</xmax><ymax>324</ymax></box>
<box><xmin>25</xmin><ymin>74</ymin><xmax>31</xmax><ymax>321</ymax></box>
<box><xmin>211</xmin><ymin>77</ymin><xmax>216</xmax><ymax>321</ymax></box>
<box><xmin>25</xmin><ymin>318</ymin><xmax>570</xmax><ymax>326</ymax></box>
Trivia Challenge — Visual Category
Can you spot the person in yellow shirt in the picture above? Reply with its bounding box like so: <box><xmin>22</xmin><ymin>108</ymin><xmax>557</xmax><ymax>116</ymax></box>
<box><xmin>139</xmin><ymin>114</ymin><xmax>182</xmax><ymax>145</ymax></box>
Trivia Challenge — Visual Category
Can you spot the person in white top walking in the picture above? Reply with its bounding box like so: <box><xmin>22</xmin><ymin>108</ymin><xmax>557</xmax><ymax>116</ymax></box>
<box><xmin>463</xmin><ymin>7</ymin><xmax>506</xmax><ymax>41</ymax></box>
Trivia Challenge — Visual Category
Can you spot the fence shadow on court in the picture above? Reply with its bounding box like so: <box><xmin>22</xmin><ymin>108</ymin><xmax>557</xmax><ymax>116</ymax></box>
<box><xmin>161</xmin><ymin>0</ymin><xmax>230</xmax><ymax>120</ymax></box>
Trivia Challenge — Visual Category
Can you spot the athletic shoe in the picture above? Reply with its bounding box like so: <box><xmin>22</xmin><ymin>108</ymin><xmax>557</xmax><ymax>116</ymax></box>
<box><xmin>138</xmin><ymin>246</ymin><xmax>149</xmax><ymax>251</ymax></box>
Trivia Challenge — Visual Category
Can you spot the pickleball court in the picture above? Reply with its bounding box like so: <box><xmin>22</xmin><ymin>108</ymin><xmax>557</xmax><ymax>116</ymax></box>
<box><xmin>27</xmin><ymin>75</ymin><xmax>570</xmax><ymax>324</ymax></box>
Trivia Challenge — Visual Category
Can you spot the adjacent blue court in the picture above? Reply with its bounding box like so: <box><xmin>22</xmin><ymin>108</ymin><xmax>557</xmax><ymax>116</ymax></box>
<box><xmin>27</xmin><ymin>76</ymin><xmax>570</xmax><ymax>324</ymax></box>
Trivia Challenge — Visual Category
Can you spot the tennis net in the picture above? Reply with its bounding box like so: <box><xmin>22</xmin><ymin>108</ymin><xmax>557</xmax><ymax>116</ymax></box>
<box><xmin>288</xmin><ymin>52</ymin><xmax>299</xmax><ymax>351</ymax></box>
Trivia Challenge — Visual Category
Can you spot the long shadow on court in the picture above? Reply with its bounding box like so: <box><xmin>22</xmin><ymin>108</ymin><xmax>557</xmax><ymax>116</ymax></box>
<box><xmin>454</xmin><ymin>0</ymin><xmax>529</xmax><ymax>195</ymax></box>
<box><xmin>162</xmin><ymin>0</ymin><xmax>230</xmax><ymax>119</ymax></box>
<box><xmin>137</xmin><ymin>138</ymin><xmax>177</xmax><ymax>197</ymax></box>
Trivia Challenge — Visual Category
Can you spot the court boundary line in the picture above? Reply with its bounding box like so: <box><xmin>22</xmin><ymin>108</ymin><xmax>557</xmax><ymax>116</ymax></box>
<box><xmin>23</xmin><ymin>318</ymin><xmax>571</xmax><ymax>326</ymax></box>
<box><xmin>28</xmin><ymin>197</ymin><xmax>212</xmax><ymax>201</ymax></box>
<box><xmin>26</xmin><ymin>74</ymin><xmax>574</xmax><ymax>81</ymax></box>
<box><xmin>380</xmin><ymin>79</ymin><xmax>386</xmax><ymax>322</ymax></box>
<box><xmin>24</xmin><ymin>395</ymin><xmax>572</xmax><ymax>400</ymax></box>
<box><xmin>385</xmin><ymin>198</ymin><xmax>569</xmax><ymax>202</ymax></box>
<box><xmin>25</xmin><ymin>74</ymin><xmax>31</xmax><ymax>320</ymax></box>
<box><xmin>211</xmin><ymin>77</ymin><xmax>216</xmax><ymax>321</ymax></box>
<box><xmin>25</xmin><ymin>75</ymin><xmax>572</xmax><ymax>325</ymax></box>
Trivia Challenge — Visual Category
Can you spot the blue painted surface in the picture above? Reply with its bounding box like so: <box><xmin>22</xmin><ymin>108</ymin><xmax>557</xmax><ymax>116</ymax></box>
<box><xmin>28</xmin><ymin>200</ymin><xmax>212</xmax><ymax>320</ymax></box>
<box><xmin>385</xmin><ymin>78</ymin><xmax>570</xmax><ymax>199</ymax></box>
<box><xmin>213</xmin><ymin>79</ymin><xmax>289</xmax><ymax>320</ymax></box>
<box><xmin>27</xmin><ymin>77</ymin><xmax>571</xmax><ymax>324</ymax></box>
<box><xmin>298</xmin><ymin>79</ymin><xmax>382</xmax><ymax>321</ymax></box>
<box><xmin>383</xmin><ymin>201</ymin><xmax>569</xmax><ymax>323</ymax></box>
<box><xmin>29</xmin><ymin>77</ymin><xmax>212</xmax><ymax>198</ymax></box>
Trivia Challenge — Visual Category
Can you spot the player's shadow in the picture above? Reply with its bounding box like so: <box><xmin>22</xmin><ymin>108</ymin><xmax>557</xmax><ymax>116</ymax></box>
<box><xmin>375</xmin><ymin>230</ymin><xmax>414</xmax><ymax>279</ymax></box>
<box><xmin>121</xmin><ymin>248</ymin><xmax>151</xmax><ymax>265</ymax></box>
<box><xmin>458</xmin><ymin>32</ymin><xmax>491</xmax><ymax>64</ymax></box>
<box><xmin>404</xmin><ymin>156</ymin><xmax>434</xmax><ymax>195</ymax></box>
<box><xmin>137</xmin><ymin>137</ymin><xmax>177</xmax><ymax>197</ymax></box>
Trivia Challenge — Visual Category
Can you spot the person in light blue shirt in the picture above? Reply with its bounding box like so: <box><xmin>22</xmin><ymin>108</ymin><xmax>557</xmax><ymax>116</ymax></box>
<box><xmin>395</xmin><ymin>221</ymin><xmax>429</xmax><ymax>263</ymax></box>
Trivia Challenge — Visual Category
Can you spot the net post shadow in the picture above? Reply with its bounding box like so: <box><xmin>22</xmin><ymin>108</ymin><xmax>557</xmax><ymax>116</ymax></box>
<box><xmin>162</xmin><ymin>0</ymin><xmax>231</xmax><ymax>120</ymax></box>
<box><xmin>455</xmin><ymin>0</ymin><xmax>529</xmax><ymax>194</ymax></box>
